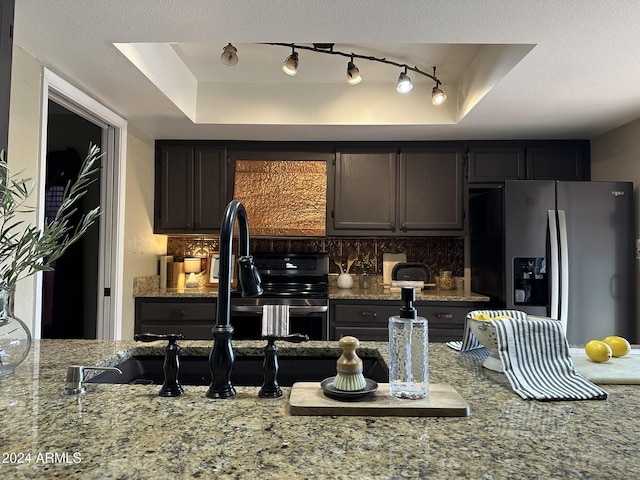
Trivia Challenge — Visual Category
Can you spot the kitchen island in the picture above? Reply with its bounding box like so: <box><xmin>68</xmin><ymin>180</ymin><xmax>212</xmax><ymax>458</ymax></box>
<box><xmin>2</xmin><ymin>340</ymin><xmax>638</xmax><ymax>479</ymax></box>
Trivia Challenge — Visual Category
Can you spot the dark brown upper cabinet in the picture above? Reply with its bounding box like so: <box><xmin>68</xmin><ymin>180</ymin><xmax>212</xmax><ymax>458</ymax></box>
<box><xmin>154</xmin><ymin>143</ymin><xmax>229</xmax><ymax>233</ymax></box>
<box><xmin>328</xmin><ymin>146</ymin><xmax>464</xmax><ymax>236</ymax></box>
<box><xmin>329</xmin><ymin>148</ymin><xmax>397</xmax><ymax>233</ymax></box>
<box><xmin>525</xmin><ymin>145</ymin><xmax>588</xmax><ymax>180</ymax></box>
<box><xmin>468</xmin><ymin>147</ymin><xmax>526</xmax><ymax>183</ymax></box>
<box><xmin>467</xmin><ymin>141</ymin><xmax>589</xmax><ymax>184</ymax></box>
<box><xmin>399</xmin><ymin>148</ymin><xmax>464</xmax><ymax>232</ymax></box>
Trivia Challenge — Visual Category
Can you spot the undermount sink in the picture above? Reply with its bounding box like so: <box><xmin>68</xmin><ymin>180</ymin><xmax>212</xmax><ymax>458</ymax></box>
<box><xmin>87</xmin><ymin>354</ymin><xmax>388</xmax><ymax>387</ymax></box>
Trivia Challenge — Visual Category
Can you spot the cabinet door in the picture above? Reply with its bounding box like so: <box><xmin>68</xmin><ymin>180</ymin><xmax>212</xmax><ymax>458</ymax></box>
<box><xmin>331</xmin><ymin>301</ymin><xmax>483</xmax><ymax>342</ymax></box>
<box><xmin>416</xmin><ymin>305</ymin><xmax>469</xmax><ymax>342</ymax></box>
<box><xmin>526</xmin><ymin>146</ymin><xmax>587</xmax><ymax>180</ymax></box>
<box><xmin>329</xmin><ymin>150</ymin><xmax>397</xmax><ymax>234</ymax></box>
<box><xmin>399</xmin><ymin>149</ymin><xmax>464</xmax><ymax>231</ymax></box>
<box><xmin>193</xmin><ymin>148</ymin><xmax>228</xmax><ymax>230</ymax></box>
<box><xmin>156</xmin><ymin>145</ymin><xmax>194</xmax><ymax>232</ymax></box>
<box><xmin>468</xmin><ymin>147</ymin><xmax>526</xmax><ymax>183</ymax></box>
<box><xmin>331</xmin><ymin>303</ymin><xmax>396</xmax><ymax>340</ymax></box>
<box><xmin>135</xmin><ymin>298</ymin><xmax>217</xmax><ymax>340</ymax></box>
<box><xmin>155</xmin><ymin>144</ymin><xmax>228</xmax><ymax>233</ymax></box>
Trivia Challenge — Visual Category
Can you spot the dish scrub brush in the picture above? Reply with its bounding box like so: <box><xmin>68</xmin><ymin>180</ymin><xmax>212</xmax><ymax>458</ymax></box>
<box><xmin>333</xmin><ymin>336</ymin><xmax>367</xmax><ymax>391</ymax></box>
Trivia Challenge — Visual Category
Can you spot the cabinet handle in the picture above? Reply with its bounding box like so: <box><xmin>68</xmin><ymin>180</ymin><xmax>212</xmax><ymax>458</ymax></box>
<box><xmin>434</xmin><ymin>312</ymin><xmax>453</xmax><ymax>319</ymax></box>
<box><xmin>401</xmin><ymin>223</ymin><xmax>407</xmax><ymax>231</ymax></box>
<box><xmin>170</xmin><ymin>310</ymin><xmax>187</xmax><ymax>318</ymax></box>
<box><xmin>360</xmin><ymin>311</ymin><xmax>377</xmax><ymax>318</ymax></box>
<box><xmin>390</xmin><ymin>223</ymin><xmax>395</xmax><ymax>231</ymax></box>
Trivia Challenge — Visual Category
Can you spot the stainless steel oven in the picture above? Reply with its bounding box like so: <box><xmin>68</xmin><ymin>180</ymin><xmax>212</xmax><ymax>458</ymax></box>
<box><xmin>230</xmin><ymin>253</ymin><xmax>329</xmax><ymax>340</ymax></box>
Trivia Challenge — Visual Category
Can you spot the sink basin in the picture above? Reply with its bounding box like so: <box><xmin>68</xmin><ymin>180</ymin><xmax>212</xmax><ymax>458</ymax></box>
<box><xmin>87</xmin><ymin>354</ymin><xmax>388</xmax><ymax>387</ymax></box>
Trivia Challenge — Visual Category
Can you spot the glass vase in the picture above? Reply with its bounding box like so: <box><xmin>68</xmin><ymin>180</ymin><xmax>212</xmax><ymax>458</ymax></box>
<box><xmin>0</xmin><ymin>286</ymin><xmax>32</xmax><ymax>377</ymax></box>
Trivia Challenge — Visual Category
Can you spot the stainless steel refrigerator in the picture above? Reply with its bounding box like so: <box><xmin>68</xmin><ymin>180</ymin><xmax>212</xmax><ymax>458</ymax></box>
<box><xmin>470</xmin><ymin>180</ymin><xmax>636</xmax><ymax>344</ymax></box>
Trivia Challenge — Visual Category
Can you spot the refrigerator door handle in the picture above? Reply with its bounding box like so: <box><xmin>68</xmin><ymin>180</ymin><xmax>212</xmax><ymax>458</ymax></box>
<box><xmin>557</xmin><ymin>210</ymin><xmax>569</xmax><ymax>335</ymax></box>
<box><xmin>548</xmin><ymin>210</ymin><xmax>560</xmax><ymax>320</ymax></box>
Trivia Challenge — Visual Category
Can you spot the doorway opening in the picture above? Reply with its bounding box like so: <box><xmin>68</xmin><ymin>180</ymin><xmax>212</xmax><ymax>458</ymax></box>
<box><xmin>37</xmin><ymin>68</ymin><xmax>127</xmax><ymax>340</ymax></box>
<box><xmin>42</xmin><ymin>100</ymin><xmax>101</xmax><ymax>338</ymax></box>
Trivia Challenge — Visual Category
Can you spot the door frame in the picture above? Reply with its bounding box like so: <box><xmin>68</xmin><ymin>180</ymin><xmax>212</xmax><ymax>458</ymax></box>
<box><xmin>36</xmin><ymin>68</ymin><xmax>127</xmax><ymax>340</ymax></box>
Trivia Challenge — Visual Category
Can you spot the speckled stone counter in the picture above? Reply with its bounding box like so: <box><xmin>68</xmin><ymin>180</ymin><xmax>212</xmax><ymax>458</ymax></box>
<box><xmin>133</xmin><ymin>281</ymin><xmax>489</xmax><ymax>303</ymax></box>
<box><xmin>2</xmin><ymin>340</ymin><xmax>638</xmax><ymax>479</ymax></box>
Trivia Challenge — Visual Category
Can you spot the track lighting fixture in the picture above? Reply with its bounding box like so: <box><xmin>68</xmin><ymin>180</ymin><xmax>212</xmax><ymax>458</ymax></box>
<box><xmin>432</xmin><ymin>86</ymin><xmax>446</xmax><ymax>105</ymax></box>
<box><xmin>282</xmin><ymin>49</ymin><xmax>299</xmax><ymax>76</ymax></box>
<box><xmin>221</xmin><ymin>43</ymin><xmax>446</xmax><ymax>104</ymax></box>
<box><xmin>220</xmin><ymin>43</ymin><xmax>238</xmax><ymax>66</ymax></box>
<box><xmin>430</xmin><ymin>67</ymin><xmax>446</xmax><ymax>105</ymax></box>
<box><xmin>346</xmin><ymin>57</ymin><xmax>362</xmax><ymax>85</ymax></box>
<box><xmin>396</xmin><ymin>67</ymin><xmax>413</xmax><ymax>93</ymax></box>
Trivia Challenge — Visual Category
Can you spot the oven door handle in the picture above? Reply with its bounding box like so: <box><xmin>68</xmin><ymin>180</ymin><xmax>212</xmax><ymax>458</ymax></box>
<box><xmin>231</xmin><ymin>305</ymin><xmax>328</xmax><ymax>315</ymax></box>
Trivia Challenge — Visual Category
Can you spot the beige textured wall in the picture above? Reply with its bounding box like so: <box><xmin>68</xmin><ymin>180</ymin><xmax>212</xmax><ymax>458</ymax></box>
<box><xmin>7</xmin><ymin>45</ymin><xmax>164</xmax><ymax>339</ymax></box>
<box><xmin>121</xmin><ymin>125</ymin><xmax>166</xmax><ymax>338</ymax></box>
<box><xmin>591</xmin><ymin>119</ymin><xmax>640</xmax><ymax>340</ymax></box>
<box><xmin>7</xmin><ymin>45</ymin><xmax>43</xmax><ymax>331</ymax></box>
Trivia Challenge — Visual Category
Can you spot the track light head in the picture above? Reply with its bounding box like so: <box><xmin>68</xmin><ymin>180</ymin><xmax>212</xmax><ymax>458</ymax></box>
<box><xmin>432</xmin><ymin>86</ymin><xmax>447</xmax><ymax>105</ymax></box>
<box><xmin>396</xmin><ymin>69</ymin><xmax>413</xmax><ymax>93</ymax></box>
<box><xmin>282</xmin><ymin>51</ymin><xmax>299</xmax><ymax>76</ymax></box>
<box><xmin>346</xmin><ymin>60</ymin><xmax>362</xmax><ymax>85</ymax></box>
<box><xmin>220</xmin><ymin>43</ymin><xmax>238</xmax><ymax>66</ymax></box>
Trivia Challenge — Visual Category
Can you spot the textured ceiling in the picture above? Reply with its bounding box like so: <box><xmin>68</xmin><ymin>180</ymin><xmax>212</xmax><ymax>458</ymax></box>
<box><xmin>13</xmin><ymin>0</ymin><xmax>640</xmax><ymax>141</ymax></box>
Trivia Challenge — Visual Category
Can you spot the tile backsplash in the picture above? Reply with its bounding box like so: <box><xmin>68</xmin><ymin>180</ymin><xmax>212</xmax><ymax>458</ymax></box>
<box><xmin>167</xmin><ymin>236</ymin><xmax>464</xmax><ymax>277</ymax></box>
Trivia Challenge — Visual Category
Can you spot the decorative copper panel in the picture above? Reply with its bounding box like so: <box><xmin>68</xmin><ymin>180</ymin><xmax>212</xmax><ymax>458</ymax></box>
<box><xmin>234</xmin><ymin>160</ymin><xmax>326</xmax><ymax>237</ymax></box>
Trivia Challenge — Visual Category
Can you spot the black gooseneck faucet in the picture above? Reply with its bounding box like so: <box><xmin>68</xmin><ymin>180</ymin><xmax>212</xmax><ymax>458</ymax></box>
<box><xmin>206</xmin><ymin>200</ymin><xmax>263</xmax><ymax>399</ymax></box>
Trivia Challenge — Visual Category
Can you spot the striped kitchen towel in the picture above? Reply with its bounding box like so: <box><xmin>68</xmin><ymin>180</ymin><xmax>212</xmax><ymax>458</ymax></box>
<box><xmin>446</xmin><ymin>309</ymin><xmax>528</xmax><ymax>351</ymax></box>
<box><xmin>261</xmin><ymin>305</ymin><xmax>290</xmax><ymax>337</ymax></box>
<box><xmin>494</xmin><ymin>316</ymin><xmax>608</xmax><ymax>401</ymax></box>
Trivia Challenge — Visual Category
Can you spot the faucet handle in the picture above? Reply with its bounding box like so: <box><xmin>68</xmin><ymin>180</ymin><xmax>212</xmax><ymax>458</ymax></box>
<box><xmin>134</xmin><ymin>333</ymin><xmax>184</xmax><ymax>343</ymax></box>
<box><xmin>261</xmin><ymin>333</ymin><xmax>309</xmax><ymax>345</ymax></box>
<box><xmin>135</xmin><ymin>333</ymin><xmax>185</xmax><ymax>397</ymax></box>
<box><xmin>64</xmin><ymin>365</ymin><xmax>122</xmax><ymax>395</ymax></box>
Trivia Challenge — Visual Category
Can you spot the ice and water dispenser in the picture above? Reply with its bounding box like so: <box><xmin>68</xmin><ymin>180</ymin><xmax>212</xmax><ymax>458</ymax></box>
<box><xmin>513</xmin><ymin>257</ymin><xmax>548</xmax><ymax>306</ymax></box>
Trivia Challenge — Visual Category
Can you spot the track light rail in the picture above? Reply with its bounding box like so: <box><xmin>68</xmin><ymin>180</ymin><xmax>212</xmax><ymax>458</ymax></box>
<box><xmin>264</xmin><ymin>42</ymin><xmax>442</xmax><ymax>87</ymax></box>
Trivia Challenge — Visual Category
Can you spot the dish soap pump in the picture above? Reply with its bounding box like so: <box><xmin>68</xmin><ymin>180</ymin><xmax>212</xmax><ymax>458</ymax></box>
<box><xmin>388</xmin><ymin>287</ymin><xmax>429</xmax><ymax>399</ymax></box>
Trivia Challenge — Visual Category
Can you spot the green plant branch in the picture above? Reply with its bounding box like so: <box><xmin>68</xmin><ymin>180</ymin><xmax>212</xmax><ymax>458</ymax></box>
<box><xmin>0</xmin><ymin>144</ymin><xmax>102</xmax><ymax>286</ymax></box>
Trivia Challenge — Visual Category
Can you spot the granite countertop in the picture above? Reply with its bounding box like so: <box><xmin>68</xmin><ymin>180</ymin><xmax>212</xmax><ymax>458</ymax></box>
<box><xmin>134</xmin><ymin>278</ymin><xmax>489</xmax><ymax>303</ymax></box>
<box><xmin>2</xmin><ymin>339</ymin><xmax>638</xmax><ymax>479</ymax></box>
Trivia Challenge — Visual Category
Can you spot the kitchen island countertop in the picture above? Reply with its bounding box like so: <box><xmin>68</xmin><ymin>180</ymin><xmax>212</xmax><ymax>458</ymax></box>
<box><xmin>1</xmin><ymin>339</ymin><xmax>638</xmax><ymax>479</ymax></box>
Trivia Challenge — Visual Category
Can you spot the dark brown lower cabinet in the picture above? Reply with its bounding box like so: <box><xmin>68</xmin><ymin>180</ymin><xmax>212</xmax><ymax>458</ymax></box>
<box><xmin>135</xmin><ymin>297</ymin><xmax>217</xmax><ymax>340</ymax></box>
<box><xmin>331</xmin><ymin>300</ymin><xmax>486</xmax><ymax>342</ymax></box>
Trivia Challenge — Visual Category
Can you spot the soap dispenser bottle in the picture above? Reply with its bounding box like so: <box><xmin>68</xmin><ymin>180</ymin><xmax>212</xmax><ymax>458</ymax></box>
<box><xmin>388</xmin><ymin>287</ymin><xmax>429</xmax><ymax>399</ymax></box>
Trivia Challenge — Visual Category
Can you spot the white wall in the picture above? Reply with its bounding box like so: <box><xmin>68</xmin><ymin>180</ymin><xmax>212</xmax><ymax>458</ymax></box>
<box><xmin>591</xmin><ymin>119</ymin><xmax>640</xmax><ymax>340</ymax></box>
<box><xmin>8</xmin><ymin>45</ymin><xmax>164</xmax><ymax>338</ymax></box>
<box><xmin>121</xmin><ymin>125</ymin><xmax>166</xmax><ymax>338</ymax></box>
<box><xmin>7</xmin><ymin>45</ymin><xmax>43</xmax><ymax>329</ymax></box>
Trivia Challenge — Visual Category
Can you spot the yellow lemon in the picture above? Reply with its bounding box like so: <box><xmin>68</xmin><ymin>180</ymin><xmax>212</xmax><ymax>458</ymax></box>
<box><xmin>493</xmin><ymin>315</ymin><xmax>514</xmax><ymax>321</ymax></box>
<box><xmin>602</xmin><ymin>336</ymin><xmax>631</xmax><ymax>357</ymax></box>
<box><xmin>584</xmin><ymin>340</ymin><xmax>612</xmax><ymax>363</ymax></box>
<box><xmin>473</xmin><ymin>313</ymin><xmax>492</xmax><ymax>321</ymax></box>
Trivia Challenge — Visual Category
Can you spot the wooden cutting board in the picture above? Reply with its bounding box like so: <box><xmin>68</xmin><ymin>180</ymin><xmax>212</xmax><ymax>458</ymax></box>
<box><xmin>289</xmin><ymin>382</ymin><xmax>470</xmax><ymax>417</ymax></box>
<box><xmin>570</xmin><ymin>348</ymin><xmax>640</xmax><ymax>384</ymax></box>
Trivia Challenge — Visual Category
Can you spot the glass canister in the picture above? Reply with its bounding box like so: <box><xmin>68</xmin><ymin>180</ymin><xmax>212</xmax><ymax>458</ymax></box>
<box><xmin>436</xmin><ymin>270</ymin><xmax>455</xmax><ymax>290</ymax></box>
